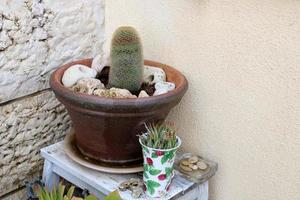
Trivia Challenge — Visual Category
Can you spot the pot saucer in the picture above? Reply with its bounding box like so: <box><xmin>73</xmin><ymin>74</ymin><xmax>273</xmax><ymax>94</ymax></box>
<box><xmin>64</xmin><ymin>131</ymin><xmax>143</xmax><ymax>174</ymax></box>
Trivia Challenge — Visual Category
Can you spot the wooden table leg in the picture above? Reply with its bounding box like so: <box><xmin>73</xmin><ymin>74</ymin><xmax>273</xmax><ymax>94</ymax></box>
<box><xmin>177</xmin><ymin>181</ymin><xmax>209</xmax><ymax>200</ymax></box>
<box><xmin>42</xmin><ymin>160</ymin><xmax>60</xmax><ymax>191</ymax></box>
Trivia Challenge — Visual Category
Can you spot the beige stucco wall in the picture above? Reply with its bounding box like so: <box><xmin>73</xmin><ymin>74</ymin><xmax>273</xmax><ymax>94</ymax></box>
<box><xmin>106</xmin><ymin>0</ymin><xmax>300</xmax><ymax>199</ymax></box>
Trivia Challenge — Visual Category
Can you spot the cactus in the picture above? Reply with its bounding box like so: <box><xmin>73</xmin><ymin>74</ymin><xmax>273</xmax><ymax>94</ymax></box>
<box><xmin>108</xmin><ymin>26</ymin><xmax>144</xmax><ymax>93</ymax></box>
<box><xmin>139</xmin><ymin>122</ymin><xmax>178</xmax><ymax>149</ymax></box>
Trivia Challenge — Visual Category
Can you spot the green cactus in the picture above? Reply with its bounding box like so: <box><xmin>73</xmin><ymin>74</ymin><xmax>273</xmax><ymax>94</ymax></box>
<box><xmin>139</xmin><ymin>122</ymin><xmax>178</xmax><ymax>149</ymax></box>
<box><xmin>108</xmin><ymin>26</ymin><xmax>144</xmax><ymax>93</ymax></box>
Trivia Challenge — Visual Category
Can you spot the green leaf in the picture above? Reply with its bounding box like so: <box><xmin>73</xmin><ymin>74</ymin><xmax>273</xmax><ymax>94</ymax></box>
<box><xmin>147</xmin><ymin>186</ymin><xmax>155</xmax><ymax>195</ymax></box>
<box><xmin>147</xmin><ymin>180</ymin><xmax>161</xmax><ymax>188</ymax></box>
<box><xmin>143</xmin><ymin>171</ymin><xmax>149</xmax><ymax>179</ymax></box>
<box><xmin>165</xmin><ymin>167</ymin><xmax>173</xmax><ymax>177</ymax></box>
<box><xmin>85</xmin><ymin>195</ymin><xmax>99</xmax><ymax>200</ymax></box>
<box><xmin>144</xmin><ymin>164</ymin><xmax>149</xmax><ymax>172</ymax></box>
<box><xmin>142</xmin><ymin>146</ymin><xmax>149</xmax><ymax>153</ymax></box>
<box><xmin>146</xmin><ymin>182</ymin><xmax>153</xmax><ymax>195</ymax></box>
<box><xmin>66</xmin><ymin>186</ymin><xmax>75</xmax><ymax>199</ymax></box>
<box><xmin>146</xmin><ymin>180</ymin><xmax>161</xmax><ymax>195</ymax></box>
<box><xmin>161</xmin><ymin>151</ymin><xmax>175</xmax><ymax>164</ymax></box>
<box><xmin>104</xmin><ymin>190</ymin><xmax>122</xmax><ymax>200</ymax></box>
<box><xmin>58</xmin><ymin>184</ymin><xmax>65</xmax><ymax>200</ymax></box>
<box><xmin>161</xmin><ymin>154</ymin><xmax>169</xmax><ymax>164</ymax></box>
<box><xmin>151</xmin><ymin>152</ymin><xmax>158</xmax><ymax>158</ymax></box>
<box><xmin>49</xmin><ymin>189</ymin><xmax>55</xmax><ymax>200</ymax></box>
<box><xmin>42</xmin><ymin>189</ymin><xmax>51</xmax><ymax>200</ymax></box>
<box><xmin>149</xmin><ymin>168</ymin><xmax>161</xmax><ymax>176</ymax></box>
<box><xmin>37</xmin><ymin>188</ymin><xmax>46</xmax><ymax>200</ymax></box>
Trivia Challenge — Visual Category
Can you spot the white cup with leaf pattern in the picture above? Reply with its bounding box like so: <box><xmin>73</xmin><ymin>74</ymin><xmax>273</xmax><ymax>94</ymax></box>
<box><xmin>139</xmin><ymin>136</ymin><xmax>181</xmax><ymax>198</ymax></box>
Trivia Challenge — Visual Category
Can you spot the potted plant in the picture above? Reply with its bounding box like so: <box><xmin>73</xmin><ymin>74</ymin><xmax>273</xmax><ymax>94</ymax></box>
<box><xmin>139</xmin><ymin>122</ymin><xmax>181</xmax><ymax>198</ymax></box>
<box><xmin>50</xmin><ymin>26</ymin><xmax>188</xmax><ymax>166</ymax></box>
<box><xmin>36</xmin><ymin>183</ymin><xmax>121</xmax><ymax>200</ymax></box>
<box><xmin>37</xmin><ymin>183</ymin><xmax>98</xmax><ymax>200</ymax></box>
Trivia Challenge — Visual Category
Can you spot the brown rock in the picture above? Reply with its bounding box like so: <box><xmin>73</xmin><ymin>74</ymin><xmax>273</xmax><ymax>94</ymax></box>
<box><xmin>180</xmin><ymin>163</ymin><xmax>193</xmax><ymax>172</ymax></box>
<box><xmin>196</xmin><ymin>161</ymin><xmax>208</xmax><ymax>170</ymax></box>
<box><xmin>188</xmin><ymin>156</ymin><xmax>199</xmax><ymax>164</ymax></box>
<box><xmin>180</xmin><ymin>159</ymin><xmax>190</xmax><ymax>166</ymax></box>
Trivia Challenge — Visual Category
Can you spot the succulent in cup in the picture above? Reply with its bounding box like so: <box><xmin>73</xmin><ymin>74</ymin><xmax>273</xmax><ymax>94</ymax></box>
<box><xmin>139</xmin><ymin>122</ymin><xmax>178</xmax><ymax>149</ymax></box>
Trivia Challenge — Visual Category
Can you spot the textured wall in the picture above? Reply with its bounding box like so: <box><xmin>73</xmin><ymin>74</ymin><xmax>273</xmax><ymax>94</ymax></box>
<box><xmin>0</xmin><ymin>91</ymin><xmax>71</xmax><ymax>196</ymax></box>
<box><xmin>2</xmin><ymin>188</ymin><xmax>26</xmax><ymax>200</ymax></box>
<box><xmin>0</xmin><ymin>0</ymin><xmax>104</xmax><ymax>103</ymax></box>
<box><xmin>106</xmin><ymin>1</ymin><xmax>300</xmax><ymax>200</ymax></box>
<box><xmin>0</xmin><ymin>0</ymin><xmax>105</xmax><ymax>197</ymax></box>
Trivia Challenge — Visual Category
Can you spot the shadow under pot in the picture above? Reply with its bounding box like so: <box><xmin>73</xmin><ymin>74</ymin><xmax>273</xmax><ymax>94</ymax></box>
<box><xmin>50</xmin><ymin>59</ymin><xmax>188</xmax><ymax>166</ymax></box>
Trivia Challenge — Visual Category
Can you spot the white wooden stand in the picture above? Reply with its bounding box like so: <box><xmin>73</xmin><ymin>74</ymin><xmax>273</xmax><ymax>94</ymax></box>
<box><xmin>41</xmin><ymin>142</ymin><xmax>210</xmax><ymax>200</ymax></box>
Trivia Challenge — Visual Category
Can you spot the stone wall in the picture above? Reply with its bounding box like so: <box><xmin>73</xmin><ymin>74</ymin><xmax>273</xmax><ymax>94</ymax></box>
<box><xmin>0</xmin><ymin>0</ymin><xmax>104</xmax><ymax>103</ymax></box>
<box><xmin>0</xmin><ymin>0</ymin><xmax>105</xmax><ymax>198</ymax></box>
<box><xmin>0</xmin><ymin>90</ymin><xmax>70</xmax><ymax>196</ymax></box>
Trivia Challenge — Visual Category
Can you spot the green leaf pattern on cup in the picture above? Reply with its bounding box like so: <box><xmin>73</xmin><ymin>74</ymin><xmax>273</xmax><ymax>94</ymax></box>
<box><xmin>149</xmin><ymin>168</ymin><xmax>161</xmax><ymax>175</ymax></box>
<box><xmin>142</xmin><ymin>146</ymin><xmax>149</xmax><ymax>154</ymax></box>
<box><xmin>161</xmin><ymin>150</ymin><xmax>175</xmax><ymax>164</ymax></box>
<box><xmin>165</xmin><ymin>167</ymin><xmax>172</xmax><ymax>177</ymax></box>
<box><xmin>151</xmin><ymin>152</ymin><xmax>158</xmax><ymax>158</ymax></box>
<box><xmin>142</xmin><ymin>147</ymin><xmax>178</xmax><ymax>197</ymax></box>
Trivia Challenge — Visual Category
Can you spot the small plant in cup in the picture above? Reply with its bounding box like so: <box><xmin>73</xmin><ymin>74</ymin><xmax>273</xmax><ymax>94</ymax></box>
<box><xmin>140</xmin><ymin>122</ymin><xmax>177</xmax><ymax>149</ymax></box>
<box><xmin>138</xmin><ymin>122</ymin><xmax>181</xmax><ymax>198</ymax></box>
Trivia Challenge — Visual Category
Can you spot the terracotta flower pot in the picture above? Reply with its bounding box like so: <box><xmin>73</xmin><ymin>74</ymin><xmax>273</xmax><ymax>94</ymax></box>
<box><xmin>50</xmin><ymin>59</ymin><xmax>188</xmax><ymax>166</ymax></box>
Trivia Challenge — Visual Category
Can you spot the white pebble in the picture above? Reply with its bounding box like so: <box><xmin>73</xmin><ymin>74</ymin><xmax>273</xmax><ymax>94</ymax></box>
<box><xmin>138</xmin><ymin>90</ymin><xmax>149</xmax><ymax>98</ymax></box>
<box><xmin>153</xmin><ymin>82</ymin><xmax>176</xmax><ymax>96</ymax></box>
<box><xmin>143</xmin><ymin>65</ymin><xmax>166</xmax><ymax>84</ymax></box>
<box><xmin>62</xmin><ymin>64</ymin><xmax>97</xmax><ymax>87</ymax></box>
<box><xmin>71</xmin><ymin>78</ymin><xmax>104</xmax><ymax>95</ymax></box>
<box><xmin>91</xmin><ymin>52</ymin><xmax>110</xmax><ymax>73</ymax></box>
<box><xmin>197</xmin><ymin>161</ymin><xmax>208</xmax><ymax>170</ymax></box>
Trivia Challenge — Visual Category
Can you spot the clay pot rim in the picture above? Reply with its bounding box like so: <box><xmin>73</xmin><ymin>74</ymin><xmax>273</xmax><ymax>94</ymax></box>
<box><xmin>50</xmin><ymin>59</ymin><xmax>188</xmax><ymax>109</ymax></box>
<box><xmin>139</xmin><ymin>136</ymin><xmax>182</xmax><ymax>152</ymax></box>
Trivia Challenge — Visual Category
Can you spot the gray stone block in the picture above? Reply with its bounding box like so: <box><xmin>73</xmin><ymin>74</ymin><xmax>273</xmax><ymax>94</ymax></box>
<box><xmin>0</xmin><ymin>90</ymin><xmax>71</xmax><ymax>196</ymax></box>
<box><xmin>0</xmin><ymin>0</ymin><xmax>105</xmax><ymax>103</ymax></box>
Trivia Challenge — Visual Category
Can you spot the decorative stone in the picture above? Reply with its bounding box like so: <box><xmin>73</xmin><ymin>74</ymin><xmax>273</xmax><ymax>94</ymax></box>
<box><xmin>93</xmin><ymin>89</ymin><xmax>108</xmax><ymax>97</ymax></box>
<box><xmin>188</xmin><ymin>156</ymin><xmax>199</xmax><ymax>164</ymax></box>
<box><xmin>129</xmin><ymin>178</ymin><xmax>138</xmax><ymax>186</ymax></box>
<box><xmin>178</xmin><ymin>154</ymin><xmax>209</xmax><ymax>173</ymax></box>
<box><xmin>189</xmin><ymin>164</ymin><xmax>198</xmax><ymax>171</ymax></box>
<box><xmin>129</xmin><ymin>178</ymin><xmax>143</xmax><ymax>188</ymax></box>
<box><xmin>180</xmin><ymin>159</ymin><xmax>190</xmax><ymax>166</ymax></box>
<box><xmin>118</xmin><ymin>182</ymin><xmax>130</xmax><ymax>191</ymax></box>
<box><xmin>71</xmin><ymin>78</ymin><xmax>104</xmax><ymax>95</ymax></box>
<box><xmin>93</xmin><ymin>88</ymin><xmax>137</xmax><ymax>99</ymax></box>
<box><xmin>131</xmin><ymin>187</ymin><xmax>143</xmax><ymax>199</ymax></box>
<box><xmin>153</xmin><ymin>82</ymin><xmax>176</xmax><ymax>96</ymax></box>
<box><xmin>0</xmin><ymin>91</ymin><xmax>71</xmax><ymax>196</ymax></box>
<box><xmin>91</xmin><ymin>52</ymin><xmax>110</xmax><ymax>73</ymax></box>
<box><xmin>0</xmin><ymin>0</ymin><xmax>105</xmax><ymax>103</ymax></box>
<box><xmin>0</xmin><ymin>31</ymin><xmax>13</xmax><ymax>50</ymax></box>
<box><xmin>197</xmin><ymin>161</ymin><xmax>208</xmax><ymax>170</ymax></box>
<box><xmin>143</xmin><ymin>65</ymin><xmax>166</xmax><ymax>84</ymax></box>
<box><xmin>62</xmin><ymin>64</ymin><xmax>97</xmax><ymax>87</ymax></box>
<box><xmin>32</xmin><ymin>28</ymin><xmax>48</xmax><ymax>41</ymax></box>
<box><xmin>180</xmin><ymin>163</ymin><xmax>193</xmax><ymax>172</ymax></box>
<box><xmin>138</xmin><ymin>90</ymin><xmax>149</xmax><ymax>98</ymax></box>
<box><xmin>118</xmin><ymin>178</ymin><xmax>143</xmax><ymax>199</ymax></box>
<box><xmin>175</xmin><ymin>152</ymin><xmax>218</xmax><ymax>184</ymax></box>
<box><xmin>70</xmin><ymin>197</ymin><xmax>82</xmax><ymax>200</ymax></box>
